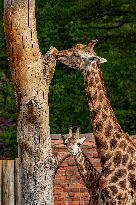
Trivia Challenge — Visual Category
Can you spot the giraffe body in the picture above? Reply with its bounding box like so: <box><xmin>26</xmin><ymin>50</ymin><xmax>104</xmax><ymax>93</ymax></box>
<box><xmin>58</xmin><ymin>41</ymin><xmax>136</xmax><ymax>204</ymax></box>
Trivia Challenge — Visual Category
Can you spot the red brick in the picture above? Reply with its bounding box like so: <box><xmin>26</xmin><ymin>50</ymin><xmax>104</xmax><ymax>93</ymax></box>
<box><xmin>81</xmin><ymin>196</ymin><xmax>90</xmax><ymax>201</ymax></box>
<box><xmin>68</xmin><ymin>202</ymin><xmax>80</xmax><ymax>205</ymax></box>
<box><xmin>68</xmin><ymin>192</ymin><xmax>75</xmax><ymax>197</ymax></box>
<box><xmin>84</xmin><ymin>202</ymin><xmax>89</xmax><ymax>205</ymax></box>
<box><xmin>54</xmin><ymin>201</ymin><xmax>66</xmax><ymax>205</ymax></box>
<box><xmin>74</xmin><ymin>192</ymin><xmax>83</xmax><ymax>197</ymax></box>
<box><xmin>54</xmin><ymin>197</ymin><xmax>66</xmax><ymax>201</ymax></box>
<box><xmin>54</xmin><ymin>188</ymin><xmax>63</xmax><ymax>192</ymax></box>
<box><xmin>70</xmin><ymin>183</ymin><xmax>84</xmax><ymax>188</ymax></box>
<box><xmin>56</xmin><ymin>169</ymin><xmax>66</xmax><ymax>175</ymax></box>
<box><xmin>70</xmin><ymin>188</ymin><xmax>80</xmax><ymax>192</ymax></box>
<box><xmin>67</xmin><ymin>197</ymin><xmax>80</xmax><ymax>201</ymax></box>
<box><xmin>71</xmin><ymin>202</ymin><xmax>87</xmax><ymax>205</ymax></box>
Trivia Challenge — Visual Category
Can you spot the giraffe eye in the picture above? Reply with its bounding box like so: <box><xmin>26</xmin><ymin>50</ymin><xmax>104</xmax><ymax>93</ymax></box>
<box><xmin>74</xmin><ymin>52</ymin><xmax>79</xmax><ymax>57</ymax></box>
<box><xmin>88</xmin><ymin>57</ymin><xmax>96</xmax><ymax>61</ymax></box>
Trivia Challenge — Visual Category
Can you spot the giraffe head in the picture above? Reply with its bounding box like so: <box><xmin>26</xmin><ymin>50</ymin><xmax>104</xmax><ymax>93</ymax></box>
<box><xmin>58</xmin><ymin>40</ymin><xmax>107</xmax><ymax>72</ymax></box>
<box><xmin>62</xmin><ymin>127</ymin><xmax>86</xmax><ymax>155</ymax></box>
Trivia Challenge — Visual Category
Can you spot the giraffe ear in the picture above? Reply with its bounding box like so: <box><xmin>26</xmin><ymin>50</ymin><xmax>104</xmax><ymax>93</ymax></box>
<box><xmin>77</xmin><ymin>137</ymin><xmax>86</xmax><ymax>145</ymax></box>
<box><xmin>75</xmin><ymin>127</ymin><xmax>80</xmax><ymax>139</ymax></box>
<box><xmin>88</xmin><ymin>39</ymin><xmax>98</xmax><ymax>49</ymax></box>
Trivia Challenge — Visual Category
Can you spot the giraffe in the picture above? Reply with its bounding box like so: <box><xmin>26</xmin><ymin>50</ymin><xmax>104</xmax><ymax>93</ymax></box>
<box><xmin>57</xmin><ymin>41</ymin><xmax>136</xmax><ymax>204</ymax></box>
<box><xmin>62</xmin><ymin>127</ymin><xmax>101</xmax><ymax>205</ymax></box>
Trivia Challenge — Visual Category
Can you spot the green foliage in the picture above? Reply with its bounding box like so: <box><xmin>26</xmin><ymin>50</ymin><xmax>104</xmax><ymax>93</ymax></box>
<box><xmin>0</xmin><ymin>0</ymin><xmax>136</xmax><ymax>146</ymax></box>
<box><xmin>49</xmin><ymin>64</ymin><xmax>92</xmax><ymax>133</ymax></box>
<box><xmin>0</xmin><ymin>126</ymin><xmax>17</xmax><ymax>143</ymax></box>
<box><xmin>0</xmin><ymin>83</ymin><xmax>16</xmax><ymax>121</ymax></box>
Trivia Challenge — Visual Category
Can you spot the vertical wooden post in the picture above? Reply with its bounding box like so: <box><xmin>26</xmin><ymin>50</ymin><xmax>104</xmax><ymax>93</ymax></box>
<box><xmin>15</xmin><ymin>158</ymin><xmax>20</xmax><ymax>205</ymax></box>
<box><xmin>2</xmin><ymin>160</ymin><xmax>14</xmax><ymax>205</ymax></box>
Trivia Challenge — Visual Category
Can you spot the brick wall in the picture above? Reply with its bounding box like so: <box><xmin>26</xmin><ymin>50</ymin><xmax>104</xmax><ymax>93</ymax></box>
<box><xmin>0</xmin><ymin>134</ymin><xmax>135</xmax><ymax>204</ymax></box>
<box><xmin>52</xmin><ymin>134</ymin><xmax>136</xmax><ymax>205</ymax></box>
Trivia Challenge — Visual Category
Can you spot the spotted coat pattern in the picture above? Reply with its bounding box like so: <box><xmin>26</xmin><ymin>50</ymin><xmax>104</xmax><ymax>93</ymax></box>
<box><xmin>58</xmin><ymin>41</ymin><xmax>136</xmax><ymax>205</ymax></box>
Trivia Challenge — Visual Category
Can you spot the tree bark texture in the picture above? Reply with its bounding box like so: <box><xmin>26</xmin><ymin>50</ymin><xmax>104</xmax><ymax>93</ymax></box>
<box><xmin>4</xmin><ymin>1</ymin><xmax>60</xmax><ymax>204</ymax></box>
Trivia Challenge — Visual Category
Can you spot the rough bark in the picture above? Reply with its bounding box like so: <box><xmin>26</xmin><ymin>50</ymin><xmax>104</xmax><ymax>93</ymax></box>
<box><xmin>4</xmin><ymin>0</ymin><xmax>68</xmax><ymax>204</ymax></box>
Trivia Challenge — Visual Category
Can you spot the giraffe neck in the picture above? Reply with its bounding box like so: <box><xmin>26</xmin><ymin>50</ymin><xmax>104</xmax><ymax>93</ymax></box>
<box><xmin>83</xmin><ymin>62</ymin><xmax>131</xmax><ymax>163</ymax></box>
<box><xmin>74</xmin><ymin>148</ymin><xmax>100</xmax><ymax>193</ymax></box>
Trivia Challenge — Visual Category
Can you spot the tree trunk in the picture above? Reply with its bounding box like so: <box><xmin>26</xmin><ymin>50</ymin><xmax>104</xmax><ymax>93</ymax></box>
<box><xmin>4</xmin><ymin>1</ymin><xmax>58</xmax><ymax>204</ymax></box>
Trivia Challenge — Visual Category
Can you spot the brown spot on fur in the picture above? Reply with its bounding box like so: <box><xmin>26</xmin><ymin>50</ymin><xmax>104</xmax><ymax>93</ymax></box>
<box><xmin>95</xmin><ymin>121</ymin><xmax>103</xmax><ymax>132</ymax></box>
<box><xmin>117</xmin><ymin>193</ymin><xmax>123</xmax><ymax>200</ymax></box>
<box><xmin>97</xmin><ymin>84</ymin><xmax>103</xmax><ymax>91</ymax></box>
<box><xmin>113</xmin><ymin>151</ymin><xmax>122</xmax><ymax>167</ymax></box>
<box><xmin>88</xmin><ymin>77</ymin><xmax>94</xmax><ymax>87</ymax></box>
<box><xmin>95</xmin><ymin>136</ymin><xmax>108</xmax><ymax>150</ymax></box>
<box><xmin>87</xmin><ymin>70</ymin><xmax>90</xmax><ymax>76</ymax></box>
<box><xmin>119</xmin><ymin>179</ymin><xmax>126</xmax><ymax>189</ymax></box>
<box><xmin>91</xmin><ymin>105</ymin><xmax>100</xmax><ymax>119</ymax></box>
<box><xmin>102</xmin><ymin>188</ymin><xmax>110</xmax><ymax>198</ymax></box>
<box><xmin>111</xmin><ymin>169</ymin><xmax>127</xmax><ymax>183</ymax></box>
<box><xmin>119</xmin><ymin>140</ymin><xmax>127</xmax><ymax>150</ymax></box>
<box><xmin>95</xmin><ymin>77</ymin><xmax>99</xmax><ymax>84</ymax></box>
<box><xmin>127</xmin><ymin>146</ymin><xmax>135</xmax><ymax>157</ymax></box>
<box><xmin>101</xmin><ymin>153</ymin><xmax>112</xmax><ymax>165</ymax></box>
<box><xmin>122</xmin><ymin>154</ymin><xmax>129</xmax><ymax>166</ymax></box>
<box><xmin>91</xmin><ymin>110</ymin><xmax>97</xmax><ymax>120</ymax></box>
<box><xmin>128</xmin><ymin>161</ymin><xmax>136</xmax><ymax>171</ymax></box>
<box><xmin>103</xmin><ymin>166</ymin><xmax>113</xmax><ymax>177</ymax></box>
<box><xmin>92</xmin><ymin>91</ymin><xmax>97</xmax><ymax>101</ymax></box>
<box><xmin>102</xmin><ymin>112</ymin><xmax>107</xmax><ymax>121</ymax></box>
<box><xmin>98</xmin><ymin>93</ymin><xmax>104</xmax><ymax>103</ymax></box>
<box><xmin>91</xmin><ymin>193</ymin><xmax>99</xmax><ymax>203</ymax></box>
<box><xmin>87</xmin><ymin>92</ymin><xmax>93</xmax><ymax>103</ymax></box>
<box><xmin>104</xmin><ymin>124</ymin><xmax>113</xmax><ymax>137</ymax></box>
<box><xmin>109</xmin><ymin>185</ymin><xmax>118</xmax><ymax>195</ymax></box>
<box><xmin>128</xmin><ymin>173</ymin><xmax>136</xmax><ymax>191</ymax></box>
<box><xmin>88</xmin><ymin>91</ymin><xmax>98</xmax><ymax>104</ymax></box>
<box><xmin>110</xmin><ymin>137</ymin><xmax>118</xmax><ymax>150</ymax></box>
<box><xmin>103</xmin><ymin>105</ymin><xmax>109</xmax><ymax>112</ymax></box>
<box><xmin>114</xmin><ymin>132</ymin><xmax>122</xmax><ymax>139</ymax></box>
